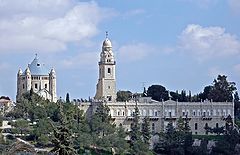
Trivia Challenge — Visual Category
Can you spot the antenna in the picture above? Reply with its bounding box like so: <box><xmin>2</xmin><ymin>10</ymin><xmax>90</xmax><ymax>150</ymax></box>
<box><xmin>141</xmin><ymin>82</ymin><xmax>146</xmax><ymax>89</ymax></box>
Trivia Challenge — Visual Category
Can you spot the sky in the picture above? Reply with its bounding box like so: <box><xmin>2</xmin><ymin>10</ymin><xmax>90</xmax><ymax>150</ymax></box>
<box><xmin>0</xmin><ymin>0</ymin><xmax>240</xmax><ymax>101</ymax></box>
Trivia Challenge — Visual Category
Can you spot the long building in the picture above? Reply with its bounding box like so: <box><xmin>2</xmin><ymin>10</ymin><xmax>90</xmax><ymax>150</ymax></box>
<box><xmin>78</xmin><ymin>35</ymin><xmax>234</xmax><ymax>135</ymax></box>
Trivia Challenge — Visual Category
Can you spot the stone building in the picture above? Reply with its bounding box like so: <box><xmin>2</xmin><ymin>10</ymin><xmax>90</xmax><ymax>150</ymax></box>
<box><xmin>77</xmin><ymin>35</ymin><xmax>234</xmax><ymax>135</ymax></box>
<box><xmin>16</xmin><ymin>55</ymin><xmax>57</xmax><ymax>102</ymax></box>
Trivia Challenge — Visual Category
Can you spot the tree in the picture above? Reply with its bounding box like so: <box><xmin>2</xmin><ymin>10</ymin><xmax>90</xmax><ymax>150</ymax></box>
<box><xmin>147</xmin><ymin>85</ymin><xmax>169</xmax><ymax>101</ymax></box>
<box><xmin>208</xmin><ymin>75</ymin><xmax>236</xmax><ymax>102</ymax></box>
<box><xmin>12</xmin><ymin>119</ymin><xmax>29</xmax><ymax>136</ymax></box>
<box><xmin>66</xmin><ymin>93</ymin><xmax>70</xmax><ymax>103</ymax></box>
<box><xmin>129</xmin><ymin>105</ymin><xmax>150</xmax><ymax>155</ymax></box>
<box><xmin>117</xmin><ymin>90</ymin><xmax>132</xmax><ymax>102</ymax></box>
<box><xmin>89</xmin><ymin>104</ymin><xmax>116</xmax><ymax>151</ymax></box>
<box><xmin>234</xmin><ymin>92</ymin><xmax>240</xmax><ymax>118</ymax></box>
<box><xmin>50</xmin><ymin>103</ymin><xmax>76</xmax><ymax>155</ymax></box>
<box><xmin>142</xmin><ymin>116</ymin><xmax>150</xmax><ymax>145</ymax></box>
<box><xmin>112</xmin><ymin>124</ymin><xmax>129</xmax><ymax>154</ymax></box>
<box><xmin>199</xmin><ymin>85</ymin><xmax>212</xmax><ymax>101</ymax></box>
<box><xmin>154</xmin><ymin>120</ymin><xmax>184</xmax><ymax>154</ymax></box>
<box><xmin>211</xmin><ymin>115</ymin><xmax>239</xmax><ymax>155</ymax></box>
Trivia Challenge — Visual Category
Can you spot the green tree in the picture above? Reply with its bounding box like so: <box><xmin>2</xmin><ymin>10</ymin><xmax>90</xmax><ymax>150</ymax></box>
<box><xmin>199</xmin><ymin>85</ymin><xmax>212</xmax><ymax>101</ymax></box>
<box><xmin>129</xmin><ymin>105</ymin><xmax>150</xmax><ymax>155</ymax></box>
<box><xmin>50</xmin><ymin>103</ymin><xmax>76</xmax><ymax>155</ymax></box>
<box><xmin>208</xmin><ymin>75</ymin><xmax>236</xmax><ymax>102</ymax></box>
<box><xmin>212</xmin><ymin>115</ymin><xmax>239</xmax><ymax>155</ymax></box>
<box><xmin>154</xmin><ymin>120</ymin><xmax>183</xmax><ymax>154</ymax></box>
<box><xmin>147</xmin><ymin>85</ymin><xmax>169</xmax><ymax>101</ymax></box>
<box><xmin>234</xmin><ymin>92</ymin><xmax>240</xmax><ymax>118</ymax></box>
<box><xmin>112</xmin><ymin>124</ymin><xmax>129</xmax><ymax>154</ymax></box>
<box><xmin>117</xmin><ymin>90</ymin><xmax>132</xmax><ymax>102</ymax></box>
<box><xmin>89</xmin><ymin>104</ymin><xmax>116</xmax><ymax>151</ymax></box>
<box><xmin>12</xmin><ymin>119</ymin><xmax>29</xmax><ymax>136</ymax></box>
<box><xmin>66</xmin><ymin>93</ymin><xmax>70</xmax><ymax>103</ymax></box>
<box><xmin>142</xmin><ymin>116</ymin><xmax>151</xmax><ymax>145</ymax></box>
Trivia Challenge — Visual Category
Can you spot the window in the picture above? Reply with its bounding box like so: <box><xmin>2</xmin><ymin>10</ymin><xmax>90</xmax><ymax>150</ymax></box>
<box><xmin>152</xmin><ymin>123</ymin><xmax>155</xmax><ymax>132</ymax></box>
<box><xmin>216</xmin><ymin>123</ymin><xmax>219</xmax><ymax>128</ymax></box>
<box><xmin>195</xmin><ymin>123</ymin><xmax>198</xmax><ymax>130</ymax></box>
<box><xmin>143</xmin><ymin>110</ymin><xmax>146</xmax><ymax>116</ymax></box>
<box><xmin>169</xmin><ymin>112</ymin><xmax>172</xmax><ymax>117</ymax></box>
<box><xmin>108</xmin><ymin>86</ymin><xmax>110</xmax><ymax>89</ymax></box>
<box><xmin>182</xmin><ymin>112</ymin><xmax>185</xmax><ymax>116</ymax></box>
<box><xmin>35</xmin><ymin>83</ymin><xmax>38</xmax><ymax>89</ymax></box>
<box><xmin>117</xmin><ymin>111</ymin><xmax>120</xmax><ymax>116</ymax></box>
<box><xmin>205</xmin><ymin>123</ymin><xmax>208</xmax><ymax>135</ymax></box>
<box><xmin>107</xmin><ymin>96</ymin><xmax>112</xmax><ymax>101</ymax></box>
<box><xmin>45</xmin><ymin>84</ymin><xmax>47</xmax><ymax>89</ymax></box>
<box><xmin>108</xmin><ymin>68</ymin><xmax>111</xmax><ymax>74</ymax></box>
<box><xmin>154</xmin><ymin>111</ymin><xmax>158</xmax><ymax>116</ymax></box>
<box><xmin>149</xmin><ymin>110</ymin><xmax>153</xmax><ymax>116</ymax></box>
<box><xmin>193</xmin><ymin>110</ymin><xmax>196</xmax><ymax>116</ymax></box>
<box><xmin>23</xmin><ymin>84</ymin><xmax>25</xmax><ymax>89</ymax></box>
<box><xmin>122</xmin><ymin>111</ymin><xmax>125</xmax><ymax>116</ymax></box>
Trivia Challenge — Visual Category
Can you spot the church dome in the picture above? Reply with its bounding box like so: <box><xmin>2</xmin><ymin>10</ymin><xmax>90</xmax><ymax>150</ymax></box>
<box><xmin>24</xmin><ymin>55</ymin><xmax>49</xmax><ymax>76</ymax></box>
<box><xmin>102</xmin><ymin>38</ymin><xmax>112</xmax><ymax>47</ymax></box>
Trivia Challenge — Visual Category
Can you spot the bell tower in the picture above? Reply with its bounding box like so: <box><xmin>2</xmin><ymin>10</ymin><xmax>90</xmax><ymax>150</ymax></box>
<box><xmin>95</xmin><ymin>32</ymin><xmax>116</xmax><ymax>102</ymax></box>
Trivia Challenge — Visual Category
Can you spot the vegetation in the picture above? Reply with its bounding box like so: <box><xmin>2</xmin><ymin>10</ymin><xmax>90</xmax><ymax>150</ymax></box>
<box><xmin>117</xmin><ymin>90</ymin><xmax>132</xmax><ymax>102</ymax></box>
<box><xmin>1</xmin><ymin>74</ymin><xmax>240</xmax><ymax>154</ymax></box>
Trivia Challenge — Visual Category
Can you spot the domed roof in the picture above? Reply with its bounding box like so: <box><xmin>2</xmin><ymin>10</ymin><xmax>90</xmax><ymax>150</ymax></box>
<box><xmin>102</xmin><ymin>38</ymin><xmax>112</xmax><ymax>47</ymax></box>
<box><xmin>24</xmin><ymin>55</ymin><xmax>49</xmax><ymax>75</ymax></box>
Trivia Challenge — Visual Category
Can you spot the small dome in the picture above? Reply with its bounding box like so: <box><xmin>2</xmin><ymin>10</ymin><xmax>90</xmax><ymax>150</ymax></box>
<box><xmin>102</xmin><ymin>38</ymin><xmax>112</xmax><ymax>47</ymax></box>
<box><xmin>18</xmin><ymin>68</ymin><xmax>23</xmax><ymax>75</ymax></box>
<box><xmin>50</xmin><ymin>68</ymin><xmax>56</xmax><ymax>74</ymax></box>
<box><xmin>25</xmin><ymin>67</ymin><xmax>31</xmax><ymax>74</ymax></box>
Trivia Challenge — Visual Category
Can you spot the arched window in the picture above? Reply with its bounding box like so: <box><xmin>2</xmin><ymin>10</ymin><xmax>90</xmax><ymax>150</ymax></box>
<box><xmin>213</xmin><ymin>109</ymin><xmax>216</xmax><ymax>116</ymax></box>
<box><xmin>143</xmin><ymin>110</ymin><xmax>146</xmax><ymax>116</ymax></box>
<box><xmin>216</xmin><ymin>123</ymin><xmax>219</xmax><ymax>128</ymax></box>
<box><xmin>149</xmin><ymin>109</ymin><xmax>153</xmax><ymax>116</ymax></box>
<box><xmin>205</xmin><ymin>123</ymin><xmax>209</xmax><ymax>135</ymax></box>
<box><xmin>182</xmin><ymin>109</ymin><xmax>185</xmax><ymax>116</ymax></box>
<box><xmin>107</xmin><ymin>68</ymin><xmax>111</xmax><ymax>74</ymax></box>
<box><xmin>195</xmin><ymin>123</ymin><xmax>198</xmax><ymax>130</ymax></box>
<box><xmin>152</xmin><ymin>123</ymin><xmax>155</xmax><ymax>132</ymax></box>
<box><xmin>193</xmin><ymin>110</ymin><xmax>196</xmax><ymax>116</ymax></box>
<box><xmin>197</xmin><ymin>110</ymin><xmax>201</xmax><ymax>116</ymax></box>
<box><xmin>128</xmin><ymin>110</ymin><xmax>131</xmax><ymax>116</ymax></box>
<box><xmin>122</xmin><ymin>111</ymin><xmax>125</xmax><ymax>116</ymax></box>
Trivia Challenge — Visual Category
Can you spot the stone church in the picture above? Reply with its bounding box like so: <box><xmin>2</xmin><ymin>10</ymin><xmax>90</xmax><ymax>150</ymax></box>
<box><xmin>79</xmin><ymin>35</ymin><xmax>234</xmax><ymax>135</ymax></box>
<box><xmin>16</xmin><ymin>55</ymin><xmax>57</xmax><ymax>102</ymax></box>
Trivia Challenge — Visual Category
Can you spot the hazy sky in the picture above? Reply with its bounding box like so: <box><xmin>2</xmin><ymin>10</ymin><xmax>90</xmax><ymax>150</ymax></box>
<box><xmin>0</xmin><ymin>0</ymin><xmax>240</xmax><ymax>101</ymax></box>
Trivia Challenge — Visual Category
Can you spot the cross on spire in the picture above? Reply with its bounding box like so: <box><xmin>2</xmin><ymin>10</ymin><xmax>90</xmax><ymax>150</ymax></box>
<box><xmin>105</xmin><ymin>31</ymin><xmax>108</xmax><ymax>38</ymax></box>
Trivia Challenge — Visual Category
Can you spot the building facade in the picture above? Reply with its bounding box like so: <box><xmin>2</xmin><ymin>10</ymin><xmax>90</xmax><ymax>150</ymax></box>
<box><xmin>16</xmin><ymin>55</ymin><xmax>57</xmax><ymax>102</ymax></box>
<box><xmin>77</xmin><ymin>36</ymin><xmax>234</xmax><ymax>135</ymax></box>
